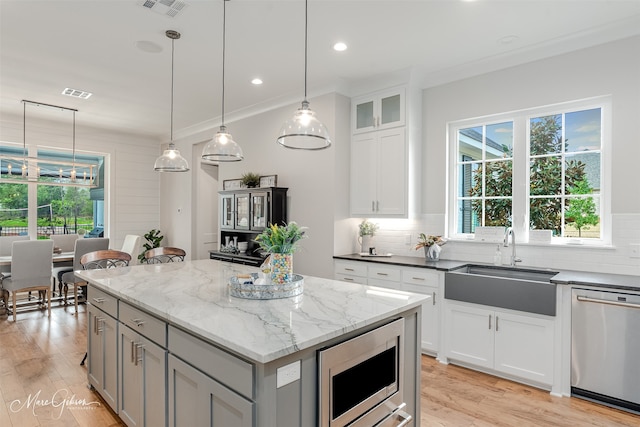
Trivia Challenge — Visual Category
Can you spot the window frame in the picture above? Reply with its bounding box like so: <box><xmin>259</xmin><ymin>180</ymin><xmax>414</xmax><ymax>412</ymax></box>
<box><xmin>448</xmin><ymin>96</ymin><xmax>611</xmax><ymax>246</ymax></box>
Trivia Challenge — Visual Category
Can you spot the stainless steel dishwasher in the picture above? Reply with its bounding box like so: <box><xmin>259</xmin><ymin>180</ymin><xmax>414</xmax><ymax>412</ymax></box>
<box><xmin>571</xmin><ymin>287</ymin><xmax>640</xmax><ymax>414</ymax></box>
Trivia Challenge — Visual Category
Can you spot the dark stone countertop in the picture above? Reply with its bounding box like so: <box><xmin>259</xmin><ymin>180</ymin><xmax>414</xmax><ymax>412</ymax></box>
<box><xmin>333</xmin><ymin>253</ymin><xmax>640</xmax><ymax>292</ymax></box>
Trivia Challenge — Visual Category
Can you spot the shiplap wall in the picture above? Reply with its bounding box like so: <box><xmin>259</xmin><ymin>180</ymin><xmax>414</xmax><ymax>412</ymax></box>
<box><xmin>0</xmin><ymin>113</ymin><xmax>160</xmax><ymax>252</ymax></box>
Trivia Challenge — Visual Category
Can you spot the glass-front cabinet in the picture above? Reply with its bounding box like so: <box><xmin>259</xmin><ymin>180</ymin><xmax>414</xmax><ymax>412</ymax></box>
<box><xmin>352</xmin><ymin>87</ymin><xmax>405</xmax><ymax>134</ymax></box>
<box><xmin>220</xmin><ymin>194</ymin><xmax>234</xmax><ymax>229</ymax></box>
<box><xmin>213</xmin><ymin>187</ymin><xmax>288</xmax><ymax>266</ymax></box>
<box><xmin>251</xmin><ymin>192</ymin><xmax>268</xmax><ymax>230</ymax></box>
<box><xmin>235</xmin><ymin>193</ymin><xmax>250</xmax><ymax>230</ymax></box>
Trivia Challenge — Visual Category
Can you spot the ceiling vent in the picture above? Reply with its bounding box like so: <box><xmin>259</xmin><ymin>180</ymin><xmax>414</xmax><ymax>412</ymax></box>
<box><xmin>62</xmin><ymin>88</ymin><xmax>93</xmax><ymax>99</ymax></box>
<box><xmin>139</xmin><ymin>0</ymin><xmax>188</xmax><ymax>18</ymax></box>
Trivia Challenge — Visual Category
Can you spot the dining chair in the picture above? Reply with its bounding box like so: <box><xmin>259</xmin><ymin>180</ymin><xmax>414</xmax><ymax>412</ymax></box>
<box><xmin>143</xmin><ymin>246</ymin><xmax>186</xmax><ymax>264</ymax></box>
<box><xmin>50</xmin><ymin>233</ymin><xmax>80</xmax><ymax>296</ymax></box>
<box><xmin>0</xmin><ymin>239</ymin><xmax>54</xmax><ymax>322</ymax></box>
<box><xmin>120</xmin><ymin>234</ymin><xmax>142</xmax><ymax>265</ymax></box>
<box><xmin>60</xmin><ymin>238</ymin><xmax>109</xmax><ymax>313</ymax></box>
<box><xmin>0</xmin><ymin>235</ymin><xmax>29</xmax><ymax>277</ymax></box>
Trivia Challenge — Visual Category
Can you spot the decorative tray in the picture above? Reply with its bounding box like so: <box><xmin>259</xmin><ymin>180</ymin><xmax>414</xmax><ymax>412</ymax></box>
<box><xmin>229</xmin><ymin>273</ymin><xmax>304</xmax><ymax>300</ymax></box>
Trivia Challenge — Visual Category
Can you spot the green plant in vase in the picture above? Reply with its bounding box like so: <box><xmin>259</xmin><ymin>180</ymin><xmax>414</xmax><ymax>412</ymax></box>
<box><xmin>254</xmin><ymin>222</ymin><xmax>307</xmax><ymax>283</ymax></box>
<box><xmin>358</xmin><ymin>219</ymin><xmax>379</xmax><ymax>253</ymax></box>
<box><xmin>241</xmin><ymin>172</ymin><xmax>261</xmax><ymax>188</ymax></box>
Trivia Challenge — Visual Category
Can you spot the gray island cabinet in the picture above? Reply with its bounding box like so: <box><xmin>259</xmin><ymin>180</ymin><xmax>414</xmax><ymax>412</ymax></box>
<box><xmin>77</xmin><ymin>259</ymin><xmax>427</xmax><ymax>427</ymax></box>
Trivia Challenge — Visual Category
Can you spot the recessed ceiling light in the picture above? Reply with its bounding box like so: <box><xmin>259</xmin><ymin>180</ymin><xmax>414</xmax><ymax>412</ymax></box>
<box><xmin>251</xmin><ymin>78</ymin><xmax>263</xmax><ymax>85</ymax></box>
<box><xmin>333</xmin><ymin>42</ymin><xmax>347</xmax><ymax>52</ymax></box>
<box><xmin>62</xmin><ymin>88</ymin><xmax>92</xmax><ymax>99</ymax></box>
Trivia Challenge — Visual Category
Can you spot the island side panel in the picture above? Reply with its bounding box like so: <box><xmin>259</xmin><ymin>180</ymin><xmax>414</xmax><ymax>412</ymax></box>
<box><xmin>255</xmin><ymin>306</ymin><xmax>422</xmax><ymax>427</ymax></box>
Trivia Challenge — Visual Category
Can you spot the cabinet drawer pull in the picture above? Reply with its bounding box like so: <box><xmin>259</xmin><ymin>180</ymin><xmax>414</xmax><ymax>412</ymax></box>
<box><xmin>131</xmin><ymin>340</ymin><xmax>135</xmax><ymax>363</ymax></box>
<box><xmin>376</xmin><ymin>272</ymin><xmax>388</xmax><ymax>276</ymax></box>
<box><xmin>488</xmin><ymin>314</ymin><xmax>492</xmax><ymax>330</ymax></box>
<box><xmin>96</xmin><ymin>317</ymin><xmax>104</xmax><ymax>334</ymax></box>
<box><xmin>344</xmin><ymin>268</ymin><xmax>354</xmax><ymax>272</ymax></box>
<box><xmin>496</xmin><ymin>316</ymin><xmax>499</xmax><ymax>332</ymax></box>
<box><xmin>343</xmin><ymin>277</ymin><xmax>354</xmax><ymax>281</ymax></box>
<box><xmin>134</xmin><ymin>343</ymin><xmax>144</xmax><ymax>366</ymax></box>
<box><xmin>131</xmin><ymin>318</ymin><xmax>145</xmax><ymax>327</ymax></box>
<box><xmin>92</xmin><ymin>297</ymin><xmax>105</xmax><ymax>304</ymax></box>
<box><xmin>371</xmin><ymin>201</ymin><xmax>375</xmax><ymax>212</ymax></box>
<box><xmin>432</xmin><ymin>291</ymin><xmax>436</xmax><ymax>306</ymax></box>
<box><xmin>412</xmin><ymin>277</ymin><xmax>425</xmax><ymax>281</ymax></box>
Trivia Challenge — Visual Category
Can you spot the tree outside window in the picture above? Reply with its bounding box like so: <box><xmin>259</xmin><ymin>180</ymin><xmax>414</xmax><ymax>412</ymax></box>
<box><xmin>454</xmin><ymin>105</ymin><xmax>602</xmax><ymax>241</ymax></box>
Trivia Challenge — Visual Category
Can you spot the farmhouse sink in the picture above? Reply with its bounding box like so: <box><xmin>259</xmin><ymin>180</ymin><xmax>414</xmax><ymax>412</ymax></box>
<box><xmin>445</xmin><ymin>264</ymin><xmax>559</xmax><ymax>316</ymax></box>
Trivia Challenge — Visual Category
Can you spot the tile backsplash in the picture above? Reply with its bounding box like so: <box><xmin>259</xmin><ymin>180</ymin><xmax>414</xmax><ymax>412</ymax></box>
<box><xmin>346</xmin><ymin>214</ymin><xmax>640</xmax><ymax>276</ymax></box>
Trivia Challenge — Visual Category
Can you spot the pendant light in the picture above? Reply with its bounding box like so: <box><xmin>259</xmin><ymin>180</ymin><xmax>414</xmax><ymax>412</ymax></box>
<box><xmin>201</xmin><ymin>0</ymin><xmax>243</xmax><ymax>162</ymax></box>
<box><xmin>154</xmin><ymin>30</ymin><xmax>190</xmax><ymax>172</ymax></box>
<box><xmin>276</xmin><ymin>0</ymin><xmax>331</xmax><ymax>150</ymax></box>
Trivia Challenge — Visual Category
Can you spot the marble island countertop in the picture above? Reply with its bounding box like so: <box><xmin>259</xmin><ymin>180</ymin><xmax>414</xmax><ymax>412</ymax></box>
<box><xmin>76</xmin><ymin>259</ymin><xmax>428</xmax><ymax>364</ymax></box>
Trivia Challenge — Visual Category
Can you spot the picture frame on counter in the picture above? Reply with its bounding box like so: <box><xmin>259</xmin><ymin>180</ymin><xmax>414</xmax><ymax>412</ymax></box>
<box><xmin>259</xmin><ymin>175</ymin><xmax>277</xmax><ymax>188</ymax></box>
<box><xmin>223</xmin><ymin>179</ymin><xmax>243</xmax><ymax>190</ymax></box>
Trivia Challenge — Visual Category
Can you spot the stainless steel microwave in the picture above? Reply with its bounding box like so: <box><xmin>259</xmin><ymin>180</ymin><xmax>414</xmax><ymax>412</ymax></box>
<box><xmin>318</xmin><ymin>318</ymin><xmax>411</xmax><ymax>426</ymax></box>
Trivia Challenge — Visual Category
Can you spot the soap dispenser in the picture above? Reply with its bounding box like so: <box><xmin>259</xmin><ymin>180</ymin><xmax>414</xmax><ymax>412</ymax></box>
<box><xmin>493</xmin><ymin>245</ymin><xmax>502</xmax><ymax>266</ymax></box>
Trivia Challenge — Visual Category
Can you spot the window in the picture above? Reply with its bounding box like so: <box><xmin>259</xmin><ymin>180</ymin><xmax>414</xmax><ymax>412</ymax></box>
<box><xmin>450</xmin><ymin>98</ymin><xmax>608</xmax><ymax>244</ymax></box>
<box><xmin>456</xmin><ymin>122</ymin><xmax>514</xmax><ymax>234</ymax></box>
<box><xmin>0</xmin><ymin>145</ymin><xmax>105</xmax><ymax>238</ymax></box>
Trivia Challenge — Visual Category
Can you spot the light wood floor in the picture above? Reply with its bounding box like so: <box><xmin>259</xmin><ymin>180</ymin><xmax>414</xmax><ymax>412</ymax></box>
<box><xmin>1</xmin><ymin>304</ymin><xmax>639</xmax><ymax>427</ymax></box>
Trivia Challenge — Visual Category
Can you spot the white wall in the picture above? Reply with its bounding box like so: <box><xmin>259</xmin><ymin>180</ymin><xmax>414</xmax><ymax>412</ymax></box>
<box><xmin>163</xmin><ymin>92</ymin><xmax>351</xmax><ymax>278</ymax></box>
<box><xmin>411</xmin><ymin>35</ymin><xmax>640</xmax><ymax>275</ymax></box>
<box><xmin>0</xmin><ymin>113</ymin><xmax>161</xmax><ymax>254</ymax></box>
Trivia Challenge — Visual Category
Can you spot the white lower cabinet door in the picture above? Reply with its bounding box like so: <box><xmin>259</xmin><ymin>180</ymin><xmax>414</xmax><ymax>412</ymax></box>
<box><xmin>87</xmin><ymin>304</ymin><xmax>118</xmax><ymax>412</ymax></box>
<box><xmin>119</xmin><ymin>325</ymin><xmax>167</xmax><ymax>427</ymax></box>
<box><xmin>168</xmin><ymin>354</ymin><xmax>254</xmax><ymax>427</ymax></box>
<box><xmin>403</xmin><ymin>283</ymin><xmax>438</xmax><ymax>353</ymax></box>
<box><xmin>445</xmin><ymin>303</ymin><xmax>494</xmax><ymax>369</ymax></box>
<box><xmin>493</xmin><ymin>311</ymin><xmax>554</xmax><ymax>384</ymax></box>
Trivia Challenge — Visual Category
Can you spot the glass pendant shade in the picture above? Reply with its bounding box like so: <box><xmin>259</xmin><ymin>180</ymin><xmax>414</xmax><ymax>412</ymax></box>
<box><xmin>155</xmin><ymin>29</ymin><xmax>189</xmax><ymax>172</ymax></box>
<box><xmin>277</xmin><ymin>0</ymin><xmax>332</xmax><ymax>150</ymax></box>
<box><xmin>154</xmin><ymin>142</ymin><xmax>189</xmax><ymax>172</ymax></box>
<box><xmin>277</xmin><ymin>100</ymin><xmax>331</xmax><ymax>150</ymax></box>
<box><xmin>201</xmin><ymin>125</ymin><xmax>244</xmax><ymax>162</ymax></box>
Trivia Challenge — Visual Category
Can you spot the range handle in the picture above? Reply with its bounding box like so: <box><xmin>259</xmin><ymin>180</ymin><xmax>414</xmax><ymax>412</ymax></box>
<box><xmin>576</xmin><ymin>295</ymin><xmax>640</xmax><ymax>309</ymax></box>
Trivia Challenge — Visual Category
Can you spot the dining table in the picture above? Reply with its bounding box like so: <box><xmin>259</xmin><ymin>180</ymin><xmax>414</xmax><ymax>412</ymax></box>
<box><xmin>0</xmin><ymin>251</ymin><xmax>75</xmax><ymax>266</ymax></box>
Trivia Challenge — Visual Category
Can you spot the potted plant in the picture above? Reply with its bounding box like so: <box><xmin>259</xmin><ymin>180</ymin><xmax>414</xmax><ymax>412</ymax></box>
<box><xmin>358</xmin><ymin>220</ymin><xmax>379</xmax><ymax>253</ymax></box>
<box><xmin>254</xmin><ymin>222</ymin><xmax>307</xmax><ymax>284</ymax></box>
<box><xmin>415</xmin><ymin>233</ymin><xmax>446</xmax><ymax>261</ymax></box>
<box><xmin>139</xmin><ymin>229</ymin><xmax>164</xmax><ymax>262</ymax></box>
<box><xmin>241</xmin><ymin>172</ymin><xmax>261</xmax><ymax>188</ymax></box>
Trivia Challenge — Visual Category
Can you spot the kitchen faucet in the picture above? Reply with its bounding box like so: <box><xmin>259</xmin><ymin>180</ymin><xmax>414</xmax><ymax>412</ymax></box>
<box><xmin>504</xmin><ymin>227</ymin><xmax>522</xmax><ymax>267</ymax></box>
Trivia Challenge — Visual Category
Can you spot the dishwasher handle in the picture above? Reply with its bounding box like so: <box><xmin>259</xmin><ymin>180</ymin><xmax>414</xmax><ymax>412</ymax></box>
<box><xmin>576</xmin><ymin>295</ymin><xmax>640</xmax><ymax>309</ymax></box>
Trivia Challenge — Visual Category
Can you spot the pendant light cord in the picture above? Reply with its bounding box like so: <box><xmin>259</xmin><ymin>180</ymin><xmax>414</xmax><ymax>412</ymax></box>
<box><xmin>304</xmin><ymin>0</ymin><xmax>308</xmax><ymax>102</ymax></box>
<box><xmin>221</xmin><ymin>0</ymin><xmax>227</xmax><ymax>127</ymax></box>
<box><xmin>170</xmin><ymin>35</ymin><xmax>175</xmax><ymax>142</ymax></box>
<box><xmin>22</xmin><ymin>101</ymin><xmax>26</xmax><ymax>166</ymax></box>
<box><xmin>72</xmin><ymin>110</ymin><xmax>76</xmax><ymax>167</ymax></box>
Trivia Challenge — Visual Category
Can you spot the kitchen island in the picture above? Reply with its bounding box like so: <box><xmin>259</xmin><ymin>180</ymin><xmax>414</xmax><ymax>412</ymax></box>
<box><xmin>77</xmin><ymin>259</ymin><xmax>427</xmax><ymax>427</ymax></box>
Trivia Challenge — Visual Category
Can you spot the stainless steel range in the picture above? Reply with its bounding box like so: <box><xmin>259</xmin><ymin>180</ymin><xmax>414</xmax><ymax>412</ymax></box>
<box><xmin>318</xmin><ymin>318</ymin><xmax>412</xmax><ymax>426</ymax></box>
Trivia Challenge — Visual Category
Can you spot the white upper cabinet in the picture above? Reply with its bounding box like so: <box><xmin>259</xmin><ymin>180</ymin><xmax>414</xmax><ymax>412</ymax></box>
<box><xmin>352</xmin><ymin>87</ymin><xmax>406</xmax><ymax>134</ymax></box>
<box><xmin>350</xmin><ymin>127</ymin><xmax>406</xmax><ymax>216</ymax></box>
